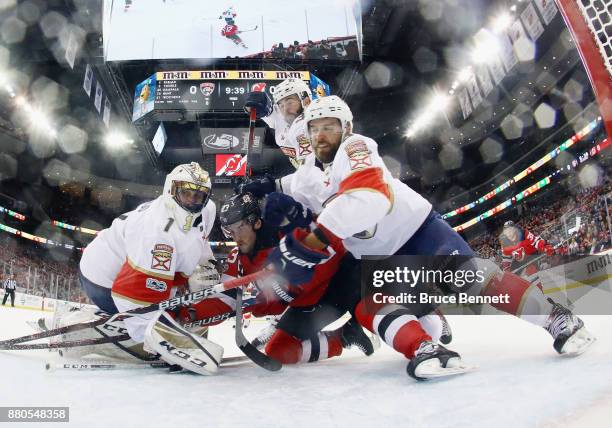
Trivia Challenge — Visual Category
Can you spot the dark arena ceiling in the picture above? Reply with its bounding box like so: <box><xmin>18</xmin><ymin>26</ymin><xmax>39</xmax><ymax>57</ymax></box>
<box><xmin>0</xmin><ymin>0</ymin><xmax>608</xmax><ymax>247</ymax></box>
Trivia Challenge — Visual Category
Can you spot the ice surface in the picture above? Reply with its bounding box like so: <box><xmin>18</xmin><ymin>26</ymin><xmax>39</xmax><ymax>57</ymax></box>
<box><xmin>1</xmin><ymin>306</ymin><xmax>611</xmax><ymax>428</ymax></box>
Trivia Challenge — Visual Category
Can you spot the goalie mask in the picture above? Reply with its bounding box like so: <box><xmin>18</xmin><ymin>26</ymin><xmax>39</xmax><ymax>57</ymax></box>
<box><xmin>163</xmin><ymin>162</ymin><xmax>211</xmax><ymax>232</ymax></box>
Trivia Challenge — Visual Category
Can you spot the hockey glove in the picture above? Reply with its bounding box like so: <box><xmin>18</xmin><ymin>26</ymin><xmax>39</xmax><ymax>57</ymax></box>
<box><xmin>263</xmin><ymin>192</ymin><xmax>313</xmax><ymax>232</ymax></box>
<box><xmin>255</xmin><ymin>274</ymin><xmax>298</xmax><ymax>305</ymax></box>
<box><xmin>235</xmin><ymin>173</ymin><xmax>277</xmax><ymax>197</ymax></box>
<box><xmin>266</xmin><ymin>229</ymin><xmax>329</xmax><ymax>285</ymax></box>
<box><xmin>188</xmin><ymin>259</ymin><xmax>221</xmax><ymax>292</ymax></box>
<box><xmin>244</xmin><ymin>91</ymin><xmax>273</xmax><ymax>119</ymax></box>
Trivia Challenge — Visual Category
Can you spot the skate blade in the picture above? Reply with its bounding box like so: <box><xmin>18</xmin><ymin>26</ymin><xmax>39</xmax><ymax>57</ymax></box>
<box><xmin>414</xmin><ymin>357</ymin><xmax>476</xmax><ymax>379</ymax></box>
<box><xmin>561</xmin><ymin>327</ymin><xmax>596</xmax><ymax>357</ymax></box>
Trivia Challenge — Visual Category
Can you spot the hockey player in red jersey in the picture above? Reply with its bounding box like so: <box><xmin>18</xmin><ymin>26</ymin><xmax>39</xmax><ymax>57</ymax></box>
<box><xmin>500</xmin><ymin>220</ymin><xmax>555</xmax><ymax>279</ymax></box>
<box><xmin>221</xmin><ymin>23</ymin><xmax>247</xmax><ymax>48</ymax></box>
<box><xmin>264</xmin><ymin>95</ymin><xmax>595</xmax><ymax>380</ymax></box>
<box><xmin>186</xmin><ymin>192</ymin><xmax>383</xmax><ymax>364</ymax></box>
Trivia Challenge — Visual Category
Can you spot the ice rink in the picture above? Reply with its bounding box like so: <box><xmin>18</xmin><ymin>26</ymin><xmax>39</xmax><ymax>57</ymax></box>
<box><xmin>1</xmin><ymin>305</ymin><xmax>611</xmax><ymax>427</ymax></box>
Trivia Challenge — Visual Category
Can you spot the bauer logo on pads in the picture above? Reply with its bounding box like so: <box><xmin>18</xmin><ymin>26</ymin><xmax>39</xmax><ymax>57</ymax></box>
<box><xmin>215</xmin><ymin>154</ymin><xmax>247</xmax><ymax>176</ymax></box>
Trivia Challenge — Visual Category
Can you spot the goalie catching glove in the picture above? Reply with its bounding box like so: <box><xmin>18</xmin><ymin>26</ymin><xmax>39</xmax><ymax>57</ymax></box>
<box><xmin>188</xmin><ymin>259</ymin><xmax>221</xmax><ymax>292</ymax></box>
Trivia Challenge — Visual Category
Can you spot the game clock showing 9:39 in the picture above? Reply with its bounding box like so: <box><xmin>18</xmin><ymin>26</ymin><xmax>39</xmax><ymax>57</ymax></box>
<box><xmin>155</xmin><ymin>79</ymin><xmax>276</xmax><ymax>112</ymax></box>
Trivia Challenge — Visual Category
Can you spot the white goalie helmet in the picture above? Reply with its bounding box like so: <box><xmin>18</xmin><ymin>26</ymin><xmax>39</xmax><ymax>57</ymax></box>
<box><xmin>163</xmin><ymin>162</ymin><xmax>212</xmax><ymax>232</ymax></box>
<box><xmin>304</xmin><ymin>95</ymin><xmax>353</xmax><ymax>139</ymax></box>
<box><xmin>272</xmin><ymin>78</ymin><xmax>312</xmax><ymax>107</ymax></box>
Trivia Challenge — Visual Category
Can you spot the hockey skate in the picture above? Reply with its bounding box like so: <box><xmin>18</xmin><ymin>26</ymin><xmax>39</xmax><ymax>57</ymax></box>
<box><xmin>406</xmin><ymin>341</ymin><xmax>474</xmax><ymax>381</ymax></box>
<box><xmin>435</xmin><ymin>309</ymin><xmax>453</xmax><ymax>345</ymax></box>
<box><xmin>340</xmin><ymin>319</ymin><xmax>380</xmax><ymax>356</ymax></box>
<box><xmin>251</xmin><ymin>315</ymin><xmax>281</xmax><ymax>350</ymax></box>
<box><xmin>545</xmin><ymin>301</ymin><xmax>595</xmax><ymax>357</ymax></box>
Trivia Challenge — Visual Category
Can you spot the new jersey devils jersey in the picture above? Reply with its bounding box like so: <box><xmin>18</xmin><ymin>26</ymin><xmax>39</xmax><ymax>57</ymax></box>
<box><xmin>501</xmin><ymin>228</ymin><xmax>549</xmax><ymax>271</ymax></box>
<box><xmin>224</xmin><ymin>240</ymin><xmax>344</xmax><ymax>308</ymax></box>
<box><xmin>221</xmin><ymin>24</ymin><xmax>238</xmax><ymax>37</ymax></box>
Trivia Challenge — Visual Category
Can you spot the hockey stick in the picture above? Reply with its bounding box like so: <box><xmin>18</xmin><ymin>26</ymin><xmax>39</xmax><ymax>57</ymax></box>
<box><xmin>0</xmin><ymin>271</ymin><xmax>268</xmax><ymax>350</ymax></box>
<box><xmin>238</xmin><ymin>25</ymin><xmax>258</xmax><ymax>33</ymax></box>
<box><xmin>235</xmin><ymin>286</ymin><xmax>281</xmax><ymax>371</ymax></box>
<box><xmin>6</xmin><ymin>334</ymin><xmax>131</xmax><ymax>351</ymax></box>
<box><xmin>228</xmin><ymin>103</ymin><xmax>282</xmax><ymax>371</ymax></box>
<box><xmin>45</xmin><ymin>355</ymin><xmax>250</xmax><ymax>372</ymax></box>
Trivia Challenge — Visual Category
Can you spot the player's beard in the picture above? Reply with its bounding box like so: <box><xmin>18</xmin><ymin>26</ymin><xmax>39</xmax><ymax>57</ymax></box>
<box><xmin>313</xmin><ymin>137</ymin><xmax>341</xmax><ymax>164</ymax></box>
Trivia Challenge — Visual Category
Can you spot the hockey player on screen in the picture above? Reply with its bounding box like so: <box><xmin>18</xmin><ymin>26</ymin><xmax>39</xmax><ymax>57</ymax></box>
<box><xmin>221</xmin><ymin>23</ymin><xmax>247</xmax><ymax>48</ymax></box>
<box><xmin>186</xmin><ymin>192</ymin><xmax>385</xmax><ymax>364</ymax></box>
<box><xmin>263</xmin><ymin>95</ymin><xmax>594</xmax><ymax>380</ymax></box>
<box><xmin>219</xmin><ymin>6</ymin><xmax>237</xmax><ymax>24</ymax></box>
<box><xmin>500</xmin><ymin>220</ymin><xmax>555</xmax><ymax>285</ymax></box>
<box><xmin>74</xmin><ymin>162</ymin><xmax>225</xmax><ymax>375</ymax></box>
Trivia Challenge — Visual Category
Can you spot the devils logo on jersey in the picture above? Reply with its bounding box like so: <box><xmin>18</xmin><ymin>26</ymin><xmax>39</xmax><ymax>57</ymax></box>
<box><xmin>200</xmin><ymin>82</ymin><xmax>215</xmax><ymax>97</ymax></box>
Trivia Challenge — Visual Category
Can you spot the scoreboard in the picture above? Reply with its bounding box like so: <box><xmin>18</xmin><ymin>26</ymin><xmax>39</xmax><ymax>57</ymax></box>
<box><xmin>133</xmin><ymin>70</ymin><xmax>311</xmax><ymax>122</ymax></box>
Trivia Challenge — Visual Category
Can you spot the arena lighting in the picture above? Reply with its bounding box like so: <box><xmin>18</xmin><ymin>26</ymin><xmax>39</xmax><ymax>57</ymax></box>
<box><xmin>471</xmin><ymin>31</ymin><xmax>501</xmax><ymax>64</ymax></box>
<box><xmin>457</xmin><ymin>67</ymin><xmax>472</xmax><ymax>83</ymax></box>
<box><xmin>104</xmin><ymin>131</ymin><xmax>133</xmax><ymax>149</ymax></box>
<box><xmin>491</xmin><ymin>12</ymin><xmax>512</xmax><ymax>33</ymax></box>
<box><xmin>405</xmin><ymin>93</ymin><xmax>450</xmax><ymax>137</ymax></box>
<box><xmin>28</xmin><ymin>107</ymin><xmax>54</xmax><ymax>132</ymax></box>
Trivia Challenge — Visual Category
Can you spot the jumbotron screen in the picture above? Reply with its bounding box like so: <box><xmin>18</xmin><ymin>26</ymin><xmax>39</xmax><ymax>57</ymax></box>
<box><xmin>102</xmin><ymin>0</ymin><xmax>362</xmax><ymax>61</ymax></box>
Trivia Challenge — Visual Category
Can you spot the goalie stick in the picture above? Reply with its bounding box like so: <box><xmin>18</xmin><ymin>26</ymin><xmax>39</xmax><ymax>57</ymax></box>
<box><xmin>45</xmin><ymin>355</ymin><xmax>250</xmax><ymax>372</ymax></box>
<box><xmin>0</xmin><ymin>271</ymin><xmax>268</xmax><ymax>350</ymax></box>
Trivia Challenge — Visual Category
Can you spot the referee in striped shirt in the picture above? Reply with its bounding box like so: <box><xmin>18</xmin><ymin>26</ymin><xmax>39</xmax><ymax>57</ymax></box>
<box><xmin>2</xmin><ymin>274</ymin><xmax>16</xmax><ymax>307</ymax></box>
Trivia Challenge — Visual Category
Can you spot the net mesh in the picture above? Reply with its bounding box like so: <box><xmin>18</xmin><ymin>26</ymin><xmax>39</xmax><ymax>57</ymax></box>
<box><xmin>577</xmin><ymin>0</ymin><xmax>612</xmax><ymax>77</ymax></box>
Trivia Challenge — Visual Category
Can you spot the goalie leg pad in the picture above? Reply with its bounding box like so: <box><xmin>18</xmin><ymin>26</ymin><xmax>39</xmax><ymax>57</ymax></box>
<box><xmin>144</xmin><ymin>312</ymin><xmax>224</xmax><ymax>375</ymax></box>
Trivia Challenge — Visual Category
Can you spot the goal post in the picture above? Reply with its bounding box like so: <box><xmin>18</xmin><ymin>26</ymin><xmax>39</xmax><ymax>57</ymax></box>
<box><xmin>556</xmin><ymin>0</ymin><xmax>612</xmax><ymax>137</ymax></box>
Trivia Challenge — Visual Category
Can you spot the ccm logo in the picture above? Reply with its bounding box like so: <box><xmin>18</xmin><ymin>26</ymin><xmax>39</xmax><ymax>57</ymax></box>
<box><xmin>159</xmin><ymin>341</ymin><xmax>207</xmax><ymax>368</ymax></box>
<box><xmin>279</xmin><ymin>240</ymin><xmax>315</xmax><ymax>268</ymax></box>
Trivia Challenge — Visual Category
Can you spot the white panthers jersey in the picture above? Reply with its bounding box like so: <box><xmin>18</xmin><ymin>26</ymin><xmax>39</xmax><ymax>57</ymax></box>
<box><xmin>263</xmin><ymin>108</ymin><xmax>312</xmax><ymax>169</ymax></box>
<box><xmin>80</xmin><ymin>196</ymin><xmax>216</xmax><ymax>292</ymax></box>
<box><xmin>315</xmin><ymin>133</ymin><xmax>432</xmax><ymax>258</ymax></box>
<box><xmin>280</xmin><ymin>154</ymin><xmax>332</xmax><ymax>214</ymax></box>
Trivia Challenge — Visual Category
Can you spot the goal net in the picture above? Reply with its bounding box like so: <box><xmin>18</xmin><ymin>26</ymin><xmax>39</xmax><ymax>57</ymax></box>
<box><xmin>556</xmin><ymin>0</ymin><xmax>612</xmax><ymax>137</ymax></box>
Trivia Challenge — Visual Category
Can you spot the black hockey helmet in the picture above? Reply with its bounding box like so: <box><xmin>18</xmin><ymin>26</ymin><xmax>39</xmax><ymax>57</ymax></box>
<box><xmin>504</xmin><ymin>220</ymin><xmax>515</xmax><ymax>228</ymax></box>
<box><xmin>219</xmin><ymin>192</ymin><xmax>261</xmax><ymax>227</ymax></box>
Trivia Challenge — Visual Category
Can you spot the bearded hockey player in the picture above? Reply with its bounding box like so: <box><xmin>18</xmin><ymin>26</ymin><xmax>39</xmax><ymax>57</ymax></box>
<box><xmin>75</xmin><ymin>162</ymin><xmax>223</xmax><ymax>375</ymax></box>
<box><xmin>264</xmin><ymin>95</ymin><xmax>595</xmax><ymax>380</ymax></box>
<box><xmin>243</xmin><ymin>81</ymin><xmax>453</xmax><ymax>343</ymax></box>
